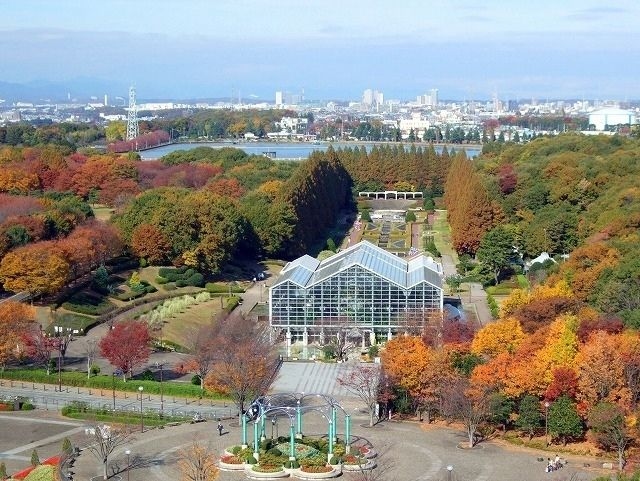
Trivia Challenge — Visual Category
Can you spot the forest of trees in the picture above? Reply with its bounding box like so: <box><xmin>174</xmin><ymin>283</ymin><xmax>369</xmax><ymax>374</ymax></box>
<box><xmin>445</xmin><ymin>133</ymin><xmax>640</xmax><ymax>327</ymax></box>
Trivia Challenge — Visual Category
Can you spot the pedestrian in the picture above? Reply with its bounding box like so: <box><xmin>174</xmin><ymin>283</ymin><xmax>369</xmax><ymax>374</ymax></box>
<box><xmin>217</xmin><ymin>420</ymin><xmax>223</xmax><ymax>436</ymax></box>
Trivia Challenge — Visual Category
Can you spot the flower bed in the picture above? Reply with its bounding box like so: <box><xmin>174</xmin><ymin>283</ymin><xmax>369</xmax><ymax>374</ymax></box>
<box><xmin>294</xmin><ymin>466</ymin><xmax>341</xmax><ymax>479</ymax></box>
<box><xmin>219</xmin><ymin>454</ymin><xmax>245</xmax><ymax>471</ymax></box>
<box><xmin>245</xmin><ymin>465</ymin><xmax>289</xmax><ymax>478</ymax></box>
<box><xmin>276</xmin><ymin>442</ymin><xmax>318</xmax><ymax>459</ymax></box>
<box><xmin>300</xmin><ymin>466</ymin><xmax>333</xmax><ymax>473</ymax></box>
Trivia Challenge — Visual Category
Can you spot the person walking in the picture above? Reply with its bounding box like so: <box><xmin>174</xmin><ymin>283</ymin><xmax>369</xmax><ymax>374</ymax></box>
<box><xmin>217</xmin><ymin>420</ymin><xmax>224</xmax><ymax>436</ymax></box>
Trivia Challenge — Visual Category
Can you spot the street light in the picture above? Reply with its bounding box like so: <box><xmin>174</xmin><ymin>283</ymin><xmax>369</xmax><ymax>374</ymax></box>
<box><xmin>138</xmin><ymin>386</ymin><xmax>144</xmax><ymax>432</ymax></box>
<box><xmin>155</xmin><ymin>361</ymin><xmax>164</xmax><ymax>417</ymax></box>
<box><xmin>447</xmin><ymin>465</ymin><xmax>453</xmax><ymax>481</ymax></box>
<box><xmin>544</xmin><ymin>401</ymin><xmax>550</xmax><ymax>446</ymax></box>
<box><xmin>125</xmin><ymin>449</ymin><xmax>131</xmax><ymax>481</ymax></box>
<box><xmin>271</xmin><ymin>418</ymin><xmax>276</xmax><ymax>440</ymax></box>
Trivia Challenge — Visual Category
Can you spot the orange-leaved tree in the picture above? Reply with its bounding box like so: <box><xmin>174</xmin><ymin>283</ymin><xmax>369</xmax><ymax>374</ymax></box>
<box><xmin>0</xmin><ymin>242</ymin><xmax>69</xmax><ymax>295</ymax></box>
<box><xmin>575</xmin><ymin>331</ymin><xmax>628</xmax><ymax>412</ymax></box>
<box><xmin>0</xmin><ymin>301</ymin><xmax>35</xmax><ymax>368</ymax></box>
<box><xmin>204</xmin><ymin>313</ymin><xmax>278</xmax><ymax>423</ymax></box>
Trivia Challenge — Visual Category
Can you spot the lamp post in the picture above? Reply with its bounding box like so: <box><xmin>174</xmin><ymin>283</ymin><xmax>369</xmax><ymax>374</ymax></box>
<box><xmin>125</xmin><ymin>449</ymin><xmax>131</xmax><ymax>481</ymax></box>
<box><xmin>544</xmin><ymin>401</ymin><xmax>550</xmax><ymax>446</ymax></box>
<box><xmin>271</xmin><ymin>418</ymin><xmax>276</xmax><ymax>440</ymax></box>
<box><xmin>155</xmin><ymin>361</ymin><xmax>164</xmax><ymax>417</ymax></box>
<box><xmin>138</xmin><ymin>386</ymin><xmax>144</xmax><ymax>433</ymax></box>
<box><xmin>447</xmin><ymin>465</ymin><xmax>453</xmax><ymax>481</ymax></box>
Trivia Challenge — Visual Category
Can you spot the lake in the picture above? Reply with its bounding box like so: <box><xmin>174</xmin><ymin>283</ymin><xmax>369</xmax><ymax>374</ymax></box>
<box><xmin>140</xmin><ymin>141</ymin><xmax>480</xmax><ymax>161</ymax></box>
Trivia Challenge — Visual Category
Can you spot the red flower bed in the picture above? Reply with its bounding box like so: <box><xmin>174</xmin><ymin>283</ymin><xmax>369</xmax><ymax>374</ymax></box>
<box><xmin>0</xmin><ymin>403</ymin><xmax>13</xmax><ymax>411</ymax></box>
<box><xmin>43</xmin><ymin>455</ymin><xmax>62</xmax><ymax>466</ymax></box>
<box><xmin>220</xmin><ymin>455</ymin><xmax>243</xmax><ymax>464</ymax></box>
<box><xmin>12</xmin><ymin>466</ymin><xmax>35</xmax><ymax>480</ymax></box>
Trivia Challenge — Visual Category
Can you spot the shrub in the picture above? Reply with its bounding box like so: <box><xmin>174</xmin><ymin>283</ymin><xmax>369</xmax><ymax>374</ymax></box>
<box><xmin>187</xmin><ymin>273</ymin><xmax>204</xmax><ymax>287</ymax></box>
<box><xmin>245</xmin><ymin>455</ymin><xmax>257</xmax><ymax>465</ymax></box>
<box><xmin>191</xmin><ymin>375</ymin><xmax>201</xmax><ymax>386</ymax></box>
<box><xmin>284</xmin><ymin>460</ymin><xmax>299</xmax><ymax>469</ymax></box>
<box><xmin>0</xmin><ymin>461</ymin><xmax>6</xmax><ymax>480</ymax></box>
<box><xmin>175</xmin><ymin>279</ymin><xmax>187</xmax><ymax>288</ymax></box>
<box><xmin>139</xmin><ymin>258</ymin><xmax>147</xmax><ymax>268</ymax></box>
<box><xmin>329</xmin><ymin>456</ymin><xmax>341</xmax><ymax>465</ymax></box>
<box><xmin>21</xmin><ymin>402</ymin><xmax>34</xmax><ymax>411</ymax></box>
<box><xmin>231</xmin><ymin>446</ymin><xmax>242</xmax><ymax>455</ymax></box>
<box><xmin>61</xmin><ymin>291</ymin><xmax>115</xmax><ymax>316</ymax></box>
<box><xmin>139</xmin><ymin>369</ymin><xmax>155</xmax><ymax>381</ymax></box>
<box><xmin>155</xmin><ymin>276</ymin><xmax>168</xmax><ymax>284</ymax></box>
<box><xmin>90</xmin><ymin>364</ymin><xmax>100</xmax><ymax>376</ymax></box>
<box><xmin>145</xmin><ymin>285</ymin><xmax>157</xmax><ymax>294</ymax></box>
<box><xmin>267</xmin><ymin>448</ymin><xmax>283</xmax><ymax>456</ymax></box>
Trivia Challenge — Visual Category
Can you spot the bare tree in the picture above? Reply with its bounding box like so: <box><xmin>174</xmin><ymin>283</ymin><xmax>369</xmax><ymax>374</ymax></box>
<box><xmin>177</xmin><ymin>440</ymin><xmax>220</xmax><ymax>481</ymax></box>
<box><xmin>85</xmin><ymin>424</ymin><xmax>133</xmax><ymax>480</ymax></box>
<box><xmin>183</xmin><ymin>324</ymin><xmax>218</xmax><ymax>390</ymax></box>
<box><xmin>204</xmin><ymin>313</ymin><xmax>279</xmax><ymax>422</ymax></box>
<box><xmin>338</xmin><ymin>364</ymin><xmax>381</xmax><ymax>427</ymax></box>
<box><xmin>85</xmin><ymin>340</ymin><xmax>98</xmax><ymax>379</ymax></box>
<box><xmin>440</xmin><ymin>377</ymin><xmax>491</xmax><ymax>448</ymax></box>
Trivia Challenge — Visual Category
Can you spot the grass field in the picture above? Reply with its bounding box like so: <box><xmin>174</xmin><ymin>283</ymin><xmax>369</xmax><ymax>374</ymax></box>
<box><xmin>157</xmin><ymin>298</ymin><xmax>224</xmax><ymax>349</ymax></box>
<box><xmin>91</xmin><ymin>204</ymin><xmax>115</xmax><ymax>222</ymax></box>
<box><xmin>431</xmin><ymin>209</ymin><xmax>457</xmax><ymax>259</ymax></box>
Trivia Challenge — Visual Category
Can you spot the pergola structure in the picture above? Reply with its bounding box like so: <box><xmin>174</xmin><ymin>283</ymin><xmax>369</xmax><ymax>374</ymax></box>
<box><xmin>241</xmin><ymin>392</ymin><xmax>351</xmax><ymax>462</ymax></box>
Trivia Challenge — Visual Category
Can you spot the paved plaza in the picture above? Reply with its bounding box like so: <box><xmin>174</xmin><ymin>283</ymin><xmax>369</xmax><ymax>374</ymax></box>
<box><xmin>0</xmin><ymin>407</ymin><xmax>610</xmax><ymax>481</ymax></box>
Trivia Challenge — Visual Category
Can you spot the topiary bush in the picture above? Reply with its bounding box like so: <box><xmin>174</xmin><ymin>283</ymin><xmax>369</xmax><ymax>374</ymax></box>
<box><xmin>187</xmin><ymin>273</ymin><xmax>204</xmax><ymax>287</ymax></box>
<box><xmin>245</xmin><ymin>455</ymin><xmax>257</xmax><ymax>465</ymax></box>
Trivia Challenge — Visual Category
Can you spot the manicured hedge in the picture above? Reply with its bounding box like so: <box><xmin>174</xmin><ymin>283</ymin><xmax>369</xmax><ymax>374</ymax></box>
<box><xmin>61</xmin><ymin>291</ymin><xmax>116</xmax><ymax>316</ymax></box>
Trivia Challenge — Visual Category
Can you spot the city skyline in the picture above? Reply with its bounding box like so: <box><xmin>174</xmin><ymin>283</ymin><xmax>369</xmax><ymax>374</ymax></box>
<box><xmin>1</xmin><ymin>0</ymin><xmax>639</xmax><ymax>101</ymax></box>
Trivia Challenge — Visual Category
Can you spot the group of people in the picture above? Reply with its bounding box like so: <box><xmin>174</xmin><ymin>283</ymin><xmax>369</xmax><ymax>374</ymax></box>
<box><xmin>545</xmin><ymin>455</ymin><xmax>564</xmax><ymax>473</ymax></box>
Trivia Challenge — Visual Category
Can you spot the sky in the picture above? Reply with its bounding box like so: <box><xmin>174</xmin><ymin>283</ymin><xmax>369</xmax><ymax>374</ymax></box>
<box><xmin>0</xmin><ymin>0</ymin><xmax>639</xmax><ymax>101</ymax></box>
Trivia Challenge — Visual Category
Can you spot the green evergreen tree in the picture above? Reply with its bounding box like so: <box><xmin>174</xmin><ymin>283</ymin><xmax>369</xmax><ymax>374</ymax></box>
<box><xmin>62</xmin><ymin>437</ymin><xmax>73</xmax><ymax>457</ymax></box>
<box><xmin>548</xmin><ymin>396</ymin><xmax>583</xmax><ymax>445</ymax></box>
<box><xmin>405</xmin><ymin>211</ymin><xmax>416</xmax><ymax>222</ymax></box>
<box><xmin>0</xmin><ymin>461</ymin><xmax>7</xmax><ymax>480</ymax></box>
<box><xmin>31</xmin><ymin>449</ymin><xmax>40</xmax><ymax>467</ymax></box>
<box><xmin>515</xmin><ymin>395</ymin><xmax>541</xmax><ymax>440</ymax></box>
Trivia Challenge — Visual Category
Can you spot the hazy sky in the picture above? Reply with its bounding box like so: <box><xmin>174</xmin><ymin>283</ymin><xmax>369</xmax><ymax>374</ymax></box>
<box><xmin>1</xmin><ymin>0</ymin><xmax>638</xmax><ymax>100</ymax></box>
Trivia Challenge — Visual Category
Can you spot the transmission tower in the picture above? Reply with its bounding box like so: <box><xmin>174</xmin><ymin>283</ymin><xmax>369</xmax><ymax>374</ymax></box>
<box><xmin>126</xmin><ymin>85</ymin><xmax>139</xmax><ymax>141</ymax></box>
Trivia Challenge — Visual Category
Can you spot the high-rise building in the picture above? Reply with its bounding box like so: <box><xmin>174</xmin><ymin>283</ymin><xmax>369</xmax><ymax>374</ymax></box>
<box><xmin>275</xmin><ymin>91</ymin><xmax>283</xmax><ymax>106</ymax></box>
<box><xmin>429</xmin><ymin>88</ymin><xmax>438</xmax><ymax>107</ymax></box>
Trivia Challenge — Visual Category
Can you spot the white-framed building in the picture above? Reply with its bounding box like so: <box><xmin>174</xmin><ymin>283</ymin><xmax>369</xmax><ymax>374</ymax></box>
<box><xmin>269</xmin><ymin>241</ymin><xmax>443</xmax><ymax>345</ymax></box>
<box><xmin>589</xmin><ymin>108</ymin><xmax>637</xmax><ymax>131</ymax></box>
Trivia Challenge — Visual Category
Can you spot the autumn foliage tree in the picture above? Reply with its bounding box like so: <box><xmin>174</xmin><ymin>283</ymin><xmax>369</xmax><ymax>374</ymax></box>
<box><xmin>0</xmin><ymin>301</ymin><xmax>35</xmax><ymax>368</ymax></box>
<box><xmin>99</xmin><ymin>320</ymin><xmax>151</xmax><ymax>379</ymax></box>
<box><xmin>203</xmin><ymin>313</ymin><xmax>278</xmax><ymax>420</ymax></box>
<box><xmin>0</xmin><ymin>242</ymin><xmax>69</xmax><ymax>295</ymax></box>
<box><xmin>177</xmin><ymin>441</ymin><xmax>219</xmax><ymax>481</ymax></box>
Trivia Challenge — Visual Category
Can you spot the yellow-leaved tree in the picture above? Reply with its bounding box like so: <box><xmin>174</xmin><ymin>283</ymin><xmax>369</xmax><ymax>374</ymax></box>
<box><xmin>471</xmin><ymin>317</ymin><xmax>525</xmax><ymax>358</ymax></box>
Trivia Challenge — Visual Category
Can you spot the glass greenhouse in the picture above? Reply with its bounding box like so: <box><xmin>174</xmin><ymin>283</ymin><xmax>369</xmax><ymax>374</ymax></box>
<box><xmin>269</xmin><ymin>240</ymin><xmax>443</xmax><ymax>343</ymax></box>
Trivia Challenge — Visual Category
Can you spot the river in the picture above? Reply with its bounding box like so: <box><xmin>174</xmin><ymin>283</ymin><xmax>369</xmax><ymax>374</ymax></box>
<box><xmin>139</xmin><ymin>141</ymin><xmax>480</xmax><ymax>160</ymax></box>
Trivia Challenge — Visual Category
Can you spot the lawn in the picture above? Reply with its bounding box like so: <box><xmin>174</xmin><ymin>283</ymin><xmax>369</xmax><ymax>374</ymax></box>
<box><xmin>157</xmin><ymin>298</ymin><xmax>224</xmax><ymax>349</ymax></box>
<box><xmin>91</xmin><ymin>204</ymin><xmax>115</xmax><ymax>222</ymax></box>
<box><xmin>431</xmin><ymin>209</ymin><xmax>457</xmax><ymax>259</ymax></box>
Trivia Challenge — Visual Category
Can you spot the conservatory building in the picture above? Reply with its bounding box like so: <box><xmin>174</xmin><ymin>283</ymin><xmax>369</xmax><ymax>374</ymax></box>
<box><xmin>269</xmin><ymin>240</ymin><xmax>444</xmax><ymax>345</ymax></box>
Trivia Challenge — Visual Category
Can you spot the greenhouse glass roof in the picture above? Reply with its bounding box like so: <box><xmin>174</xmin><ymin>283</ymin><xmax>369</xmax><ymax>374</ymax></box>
<box><xmin>274</xmin><ymin>240</ymin><xmax>443</xmax><ymax>290</ymax></box>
